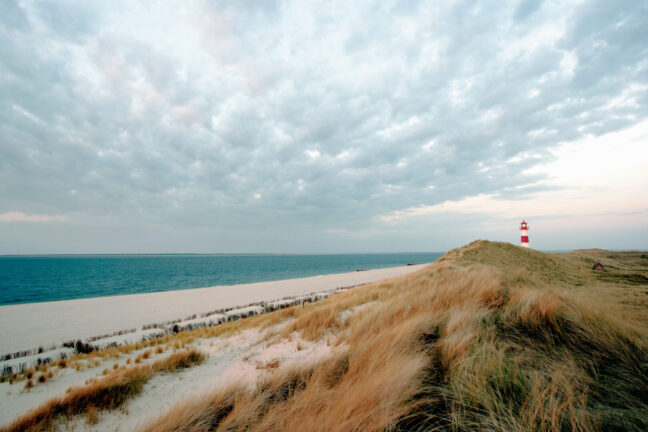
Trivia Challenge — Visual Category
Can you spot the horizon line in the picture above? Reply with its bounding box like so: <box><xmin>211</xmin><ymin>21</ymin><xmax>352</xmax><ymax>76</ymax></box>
<box><xmin>0</xmin><ymin>251</ymin><xmax>447</xmax><ymax>257</ymax></box>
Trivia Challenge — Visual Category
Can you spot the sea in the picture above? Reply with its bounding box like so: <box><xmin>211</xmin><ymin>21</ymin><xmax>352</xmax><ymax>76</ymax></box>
<box><xmin>0</xmin><ymin>252</ymin><xmax>443</xmax><ymax>306</ymax></box>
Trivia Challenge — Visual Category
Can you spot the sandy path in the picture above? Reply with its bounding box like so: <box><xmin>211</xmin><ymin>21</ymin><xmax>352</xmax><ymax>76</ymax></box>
<box><xmin>0</xmin><ymin>264</ymin><xmax>427</xmax><ymax>354</ymax></box>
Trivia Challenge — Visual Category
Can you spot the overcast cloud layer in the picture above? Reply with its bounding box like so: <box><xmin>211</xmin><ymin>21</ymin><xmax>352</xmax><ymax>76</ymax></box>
<box><xmin>1</xmin><ymin>0</ymin><xmax>647</xmax><ymax>253</ymax></box>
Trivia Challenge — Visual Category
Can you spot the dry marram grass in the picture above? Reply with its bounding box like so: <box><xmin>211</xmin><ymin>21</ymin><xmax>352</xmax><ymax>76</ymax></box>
<box><xmin>3</xmin><ymin>241</ymin><xmax>647</xmax><ymax>432</ymax></box>
<box><xmin>141</xmin><ymin>241</ymin><xmax>648</xmax><ymax>432</ymax></box>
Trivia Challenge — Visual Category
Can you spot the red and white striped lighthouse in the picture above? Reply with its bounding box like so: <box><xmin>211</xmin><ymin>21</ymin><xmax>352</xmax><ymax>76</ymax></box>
<box><xmin>520</xmin><ymin>220</ymin><xmax>530</xmax><ymax>248</ymax></box>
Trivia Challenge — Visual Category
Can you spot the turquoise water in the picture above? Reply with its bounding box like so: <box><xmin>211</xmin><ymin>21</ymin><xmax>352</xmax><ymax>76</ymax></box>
<box><xmin>0</xmin><ymin>253</ymin><xmax>442</xmax><ymax>305</ymax></box>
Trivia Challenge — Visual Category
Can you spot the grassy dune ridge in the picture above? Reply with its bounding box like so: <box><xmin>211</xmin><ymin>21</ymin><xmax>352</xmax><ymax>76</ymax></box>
<box><xmin>142</xmin><ymin>241</ymin><xmax>648</xmax><ymax>432</ymax></box>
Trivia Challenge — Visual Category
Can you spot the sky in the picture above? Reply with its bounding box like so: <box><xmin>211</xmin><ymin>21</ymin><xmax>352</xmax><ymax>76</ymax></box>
<box><xmin>1</xmin><ymin>0</ymin><xmax>647</xmax><ymax>254</ymax></box>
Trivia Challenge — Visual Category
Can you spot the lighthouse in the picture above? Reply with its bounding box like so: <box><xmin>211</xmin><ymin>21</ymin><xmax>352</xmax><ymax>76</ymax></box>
<box><xmin>520</xmin><ymin>220</ymin><xmax>530</xmax><ymax>248</ymax></box>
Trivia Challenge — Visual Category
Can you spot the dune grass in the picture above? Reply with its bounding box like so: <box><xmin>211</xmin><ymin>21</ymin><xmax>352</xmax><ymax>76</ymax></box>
<box><xmin>1</xmin><ymin>349</ymin><xmax>205</xmax><ymax>432</ymax></box>
<box><xmin>3</xmin><ymin>241</ymin><xmax>646</xmax><ymax>431</ymax></box>
<box><xmin>139</xmin><ymin>241</ymin><xmax>648</xmax><ymax>432</ymax></box>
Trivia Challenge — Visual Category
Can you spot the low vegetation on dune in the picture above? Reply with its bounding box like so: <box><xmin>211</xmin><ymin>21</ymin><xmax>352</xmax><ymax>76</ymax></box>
<box><xmin>3</xmin><ymin>241</ymin><xmax>646</xmax><ymax>432</ymax></box>
<box><xmin>141</xmin><ymin>241</ymin><xmax>648</xmax><ymax>432</ymax></box>
<box><xmin>1</xmin><ymin>349</ymin><xmax>205</xmax><ymax>432</ymax></box>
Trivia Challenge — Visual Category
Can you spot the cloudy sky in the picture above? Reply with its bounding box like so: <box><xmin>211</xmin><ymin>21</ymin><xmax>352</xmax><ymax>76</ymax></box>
<box><xmin>1</xmin><ymin>0</ymin><xmax>647</xmax><ymax>254</ymax></box>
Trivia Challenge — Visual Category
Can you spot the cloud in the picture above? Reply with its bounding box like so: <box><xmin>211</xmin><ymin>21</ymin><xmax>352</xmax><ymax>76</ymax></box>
<box><xmin>0</xmin><ymin>0</ymin><xmax>647</xmax><ymax>252</ymax></box>
<box><xmin>378</xmin><ymin>119</ymin><xmax>648</xmax><ymax>228</ymax></box>
<box><xmin>378</xmin><ymin>191</ymin><xmax>648</xmax><ymax>225</ymax></box>
<box><xmin>515</xmin><ymin>0</ymin><xmax>543</xmax><ymax>21</ymax></box>
<box><xmin>0</xmin><ymin>212</ymin><xmax>67</xmax><ymax>222</ymax></box>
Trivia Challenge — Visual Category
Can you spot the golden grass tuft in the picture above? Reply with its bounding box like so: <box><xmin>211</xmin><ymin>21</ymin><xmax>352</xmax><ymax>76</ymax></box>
<box><xmin>282</xmin><ymin>303</ymin><xmax>343</xmax><ymax>341</ymax></box>
<box><xmin>85</xmin><ymin>406</ymin><xmax>99</xmax><ymax>425</ymax></box>
<box><xmin>152</xmin><ymin>349</ymin><xmax>205</xmax><ymax>373</ymax></box>
<box><xmin>256</xmin><ymin>359</ymin><xmax>280</xmax><ymax>370</ymax></box>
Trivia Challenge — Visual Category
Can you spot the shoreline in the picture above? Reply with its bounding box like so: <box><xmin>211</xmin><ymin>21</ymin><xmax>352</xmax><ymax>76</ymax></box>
<box><xmin>0</xmin><ymin>263</ymin><xmax>429</xmax><ymax>356</ymax></box>
<box><xmin>0</xmin><ymin>253</ymin><xmax>442</xmax><ymax>306</ymax></box>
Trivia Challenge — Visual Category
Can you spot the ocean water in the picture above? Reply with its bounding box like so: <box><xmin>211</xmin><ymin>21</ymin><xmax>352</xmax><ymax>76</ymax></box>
<box><xmin>0</xmin><ymin>253</ymin><xmax>443</xmax><ymax>306</ymax></box>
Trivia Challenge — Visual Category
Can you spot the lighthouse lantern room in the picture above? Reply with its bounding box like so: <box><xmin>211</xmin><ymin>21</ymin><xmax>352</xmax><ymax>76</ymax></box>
<box><xmin>520</xmin><ymin>220</ymin><xmax>530</xmax><ymax>248</ymax></box>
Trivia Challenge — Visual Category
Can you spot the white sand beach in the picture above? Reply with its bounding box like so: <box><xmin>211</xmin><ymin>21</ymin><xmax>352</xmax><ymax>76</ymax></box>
<box><xmin>0</xmin><ymin>264</ymin><xmax>427</xmax><ymax>356</ymax></box>
<box><xmin>0</xmin><ymin>264</ymin><xmax>429</xmax><ymax>430</ymax></box>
